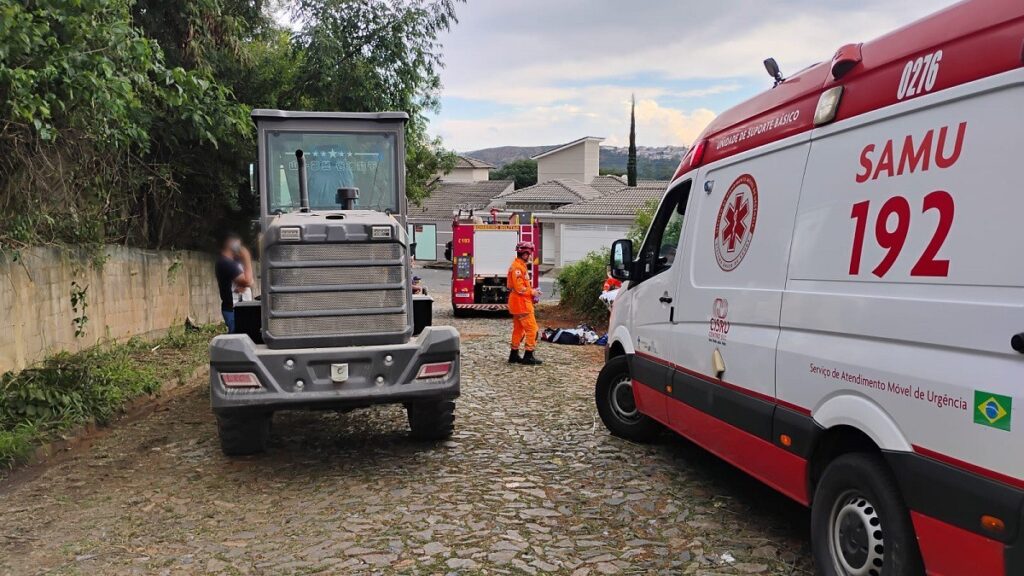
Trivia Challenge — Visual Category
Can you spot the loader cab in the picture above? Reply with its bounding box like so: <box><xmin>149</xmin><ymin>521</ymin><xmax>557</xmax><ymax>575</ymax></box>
<box><xmin>252</xmin><ymin>109</ymin><xmax>409</xmax><ymax>221</ymax></box>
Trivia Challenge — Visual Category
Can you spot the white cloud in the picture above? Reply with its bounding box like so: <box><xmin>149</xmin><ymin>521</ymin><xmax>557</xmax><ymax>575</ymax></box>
<box><xmin>435</xmin><ymin>89</ymin><xmax>716</xmax><ymax>151</ymax></box>
<box><xmin>432</xmin><ymin>0</ymin><xmax>952</xmax><ymax>149</ymax></box>
<box><xmin>630</xmin><ymin>99</ymin><xmax>717</xmax><ymax>148</ymax></box>
<box><xmin>675</xmin><ymin>84</ymin><xmax>743</xmax><ymax>98</ymax></box>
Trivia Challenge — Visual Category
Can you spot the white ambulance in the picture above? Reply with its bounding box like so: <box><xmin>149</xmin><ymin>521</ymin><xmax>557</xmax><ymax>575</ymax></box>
<box><xmin>597</xmin><ymin>1</ymin><xmax>1024</xmax><ymax>574</ymax></box>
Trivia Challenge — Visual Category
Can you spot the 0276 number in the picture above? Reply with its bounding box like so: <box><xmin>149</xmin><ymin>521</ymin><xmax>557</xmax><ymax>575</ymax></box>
<box><xmin>897</xmin><ymin>50</ymin><xmax>942</xmax><ymax>101</ymax></box>
<box><xmin>848</xmin><ymin>191</ymin><xmax>954</xmax><ymax>278</ymax></box>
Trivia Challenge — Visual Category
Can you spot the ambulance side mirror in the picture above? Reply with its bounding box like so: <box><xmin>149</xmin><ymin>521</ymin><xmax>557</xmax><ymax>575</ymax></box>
<box><xmin>610</xmin><ymin>239</ymin><xmax>633</xmax><ymax>281</ymax></box>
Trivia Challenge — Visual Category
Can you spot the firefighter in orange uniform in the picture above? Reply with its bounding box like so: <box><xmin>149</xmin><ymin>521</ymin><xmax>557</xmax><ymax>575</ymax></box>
<box><xmin>507</xmin><ymin>241</ymin><xmax>543</xmax><ymax>365</ymax></box>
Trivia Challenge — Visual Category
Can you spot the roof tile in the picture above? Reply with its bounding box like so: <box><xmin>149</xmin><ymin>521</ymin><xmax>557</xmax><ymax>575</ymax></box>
<box><xmin>410</xmin><ymin>180</ymin><xmax>513</xmax><ymax>218</ymax></box>
<box><xmin>493</xmin><ymin>179</ymin><xmax>603</xmax><ymax>205</ymax></box>
<box><xmin>454</xmin><ymin>155</ymin><xmax>494</xmax><ymax>169</ymax></box>
<box><xmin>551</xmin><ymin>180</ymin><xmax>669</xmax><ymax>215</ymax></box>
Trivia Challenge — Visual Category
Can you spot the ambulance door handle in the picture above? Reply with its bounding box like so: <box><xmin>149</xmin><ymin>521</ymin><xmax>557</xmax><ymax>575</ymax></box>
<box><xmin>659</xmin><ymin>293</ymin><xmax>673</xmax><ymax>304</ymax></box>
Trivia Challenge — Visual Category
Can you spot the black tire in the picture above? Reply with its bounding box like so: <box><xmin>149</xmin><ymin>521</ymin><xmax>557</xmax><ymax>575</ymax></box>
<box><xmin>594</xmin><ymin>355</ymin><xmax>661</xmax><ymax>442</ymax></box>
<box><xmin>216</xmin><ymin>412</ymin><xmax>271</xmax><ymax>456</ymax></box>
<box><xmin>452</xmin><ymin>306</ymin><xmax>469</xmax><ymax>318</ymax></box>
<box><xmin>407</xmin><ymin>399</ymin><xmax>455</xmax><ymax>440</ymax></box>
<box><xmin>811</xmin><ymin>453</ymin><xmax>924</xmax><ymax>576</ymax></box>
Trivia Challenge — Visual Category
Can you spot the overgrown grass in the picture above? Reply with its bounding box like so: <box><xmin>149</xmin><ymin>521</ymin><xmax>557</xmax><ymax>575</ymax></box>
<box><xmin>0</xmin><ymin>324</ymin><xmax>219</xmax><ymax>469</ymax></box>
<box><xmin>556</xmin><ymin>249</ymin><xmax>611</xmax><ymax>326</ymax></box>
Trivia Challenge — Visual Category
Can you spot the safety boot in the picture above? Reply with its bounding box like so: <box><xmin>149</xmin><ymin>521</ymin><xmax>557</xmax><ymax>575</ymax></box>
<box><xmin>521</xmin><ymin>351</ymin><xmax>543</xmax><ymax>365</ymax></box>
<box><xmin>508</xmin><ymin>349</ymin><xmax>522</xmax><ymax>364</ymax></box>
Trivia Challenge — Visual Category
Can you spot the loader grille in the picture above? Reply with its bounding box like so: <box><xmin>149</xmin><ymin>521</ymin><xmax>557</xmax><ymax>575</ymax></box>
<box><xmin>264</xmin><ymin>240</ymin><xmax>410</xmax><ymax>346</ymax></box>
<box><xmin>268</xmin><ymin>314</ymin><xmax>409</xmax><ymax>337</ymax></box>
<box><xmin>271</xmin><ymin>266</ymin><xmax>403</xmax><ymax>288</ymax></box>
<box><xmin>271</xmin><ymin>290</ymin><xmax>406</xmax><ymax>313</ymax></box>
<box><xmin>269</xmin><ymin>243</ymin><xmax>401</xmax><ymax>262</ymax></box>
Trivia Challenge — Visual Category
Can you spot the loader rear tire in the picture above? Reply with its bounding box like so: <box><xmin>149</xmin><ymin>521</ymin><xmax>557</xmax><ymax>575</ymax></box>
<box><xmin>217</xmin><ymin>412</ymin><xmax>271</xmax><ymax>456</ymax></box>
<box><xmin>407</xmin><ymin>400</ymin><xmax>455</xmax><ymax>440</ymax></box>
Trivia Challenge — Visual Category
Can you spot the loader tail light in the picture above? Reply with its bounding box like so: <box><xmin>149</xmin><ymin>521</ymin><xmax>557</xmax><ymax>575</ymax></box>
<box><xmin>220</xmin><ymin>372</ymin><xmax>262</xmax><ymax>389</ymax></box>
<box><xmin>416</xmin><ymin>362</ymin><xmax>452</xmax><ymax>380</ymax></box>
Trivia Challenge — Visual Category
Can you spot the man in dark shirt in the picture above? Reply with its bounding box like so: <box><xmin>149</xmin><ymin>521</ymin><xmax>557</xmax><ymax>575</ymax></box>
<box><xmin>215</xmin><ymin>232</ymin><xmax>253</xmax><ymax>333</ymax></box>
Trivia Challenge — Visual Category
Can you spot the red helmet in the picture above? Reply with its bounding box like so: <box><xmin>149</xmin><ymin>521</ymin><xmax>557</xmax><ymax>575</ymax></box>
<box><xmin>515</xmin><ymin>241</ymin><xmax>535</xmax><ymax>254</ymax></box>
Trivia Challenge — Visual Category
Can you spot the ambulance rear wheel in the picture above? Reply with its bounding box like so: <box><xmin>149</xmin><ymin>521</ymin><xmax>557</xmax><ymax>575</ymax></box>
<box><xmin>452</xmin><ymin>306</ymin><xmax>469</xmax><ymax>318</ymax></box>
<box><xmin>595</xmin><ymin>355</ymin><xmax>660</xmax><ymax>442</ymax></box>
<box><xmin>812</xmin><ymin>453</ymin><xmax>924</xmax><ymax>576</ymax></box>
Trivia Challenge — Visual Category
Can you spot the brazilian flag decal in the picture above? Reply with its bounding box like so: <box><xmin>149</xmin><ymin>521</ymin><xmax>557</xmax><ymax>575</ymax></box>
<box><xmin>974</xmin><ymin>391</ymin><xmax>1012</xmax><ymax>432</ymax></box>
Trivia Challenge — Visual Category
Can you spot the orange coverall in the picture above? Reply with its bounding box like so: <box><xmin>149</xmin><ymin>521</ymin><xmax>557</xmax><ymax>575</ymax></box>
<box><xmin>507</xmin><ymin>257</ymin><xmax>538</xmax><ymax>351</ymax></box>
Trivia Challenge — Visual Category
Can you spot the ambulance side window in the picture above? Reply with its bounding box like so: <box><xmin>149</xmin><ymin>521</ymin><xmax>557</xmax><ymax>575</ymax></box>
<box><xmin>636</xmin><ymin>180</ymin><xmax>690</xmax><ymax>282</ymax></box>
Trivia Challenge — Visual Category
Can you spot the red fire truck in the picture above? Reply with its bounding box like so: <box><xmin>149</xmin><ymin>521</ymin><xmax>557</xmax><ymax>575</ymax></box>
<box><xmin>449</xmin><ymin>211</ymin><xmax>541</xmax><ymax>316</ymax></box>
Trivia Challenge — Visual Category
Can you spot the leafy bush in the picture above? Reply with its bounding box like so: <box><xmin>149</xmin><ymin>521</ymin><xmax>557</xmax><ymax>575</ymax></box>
<box><xmin>0</xmin><ymin>324</ymin><xmax>218</xmax><ymax>469</ymax></box>
<box><xmin>557</xmin><ymin>249</ymin><xmax>610</xmax><ymax>325</ymax></box>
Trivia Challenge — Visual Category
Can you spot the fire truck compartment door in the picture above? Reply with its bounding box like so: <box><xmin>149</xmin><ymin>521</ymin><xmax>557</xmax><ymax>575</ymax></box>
<box><xmin>473</xmin><ymin>229</ymin><xmax>519</xmax><ymax>276</ymax></box>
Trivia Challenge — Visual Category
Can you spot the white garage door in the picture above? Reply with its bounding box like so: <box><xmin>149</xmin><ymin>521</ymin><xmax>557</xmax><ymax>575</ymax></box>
<box><xmin>560</xmin><ymin>223</ymin><xmax>630</xmax><ymax>266</ymax></box>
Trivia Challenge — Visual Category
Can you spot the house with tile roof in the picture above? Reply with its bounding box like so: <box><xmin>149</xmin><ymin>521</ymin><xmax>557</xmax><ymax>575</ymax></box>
<box><xmin>479</xmin><ymin>135</ymin><xmax>674</xmax><ymax>267</ymax></box>
<box><xmin>407</xmin><ymin>137</ymin><xmax>677</xmax><ymax>266</ymax></box>
<box><xmin>440</xmin><ymin>155</ymin><xmax>495</xmax><ymax>182</ymax></box>
<box><xmin>407</xmin><ymin>178</ymin><xmax>513</xmax><ymax>260</ymax></box>
<box><xmin>489</xmin><ymin>178</ymin><xmax>603</xmax><ymax>212</ymax></box>
<box><xmin>535</xmin><ymin>179</ymin><xmax>668</xmax><ymax>267</ymax></box>
<box><xmin>589</xmin><ymin>174</ymin><xmax>629</xmax><ymax>194</ymax></box>
<box><xmin>532</xmin><ymin>136</ymin><xmax>603</xmax><ymax>184</ymax></box>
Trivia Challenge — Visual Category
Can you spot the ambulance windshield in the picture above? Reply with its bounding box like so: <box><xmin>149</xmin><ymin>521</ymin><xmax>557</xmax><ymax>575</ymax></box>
<box><xmin>265</xmin><ymin>130</ymin><xmax>398</xmax><ymax>214</ymax></box>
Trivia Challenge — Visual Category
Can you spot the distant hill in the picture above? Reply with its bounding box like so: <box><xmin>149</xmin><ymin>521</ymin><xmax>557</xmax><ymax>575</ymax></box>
<box><xmin>600</xmin><ymin>146</ymin><xmax>687</xmax><ymax>181</ymax></box>
<box><xmin>462</xmin><ymin>145</ymin><xmax>552</xmax><ymax>167</ymax></box>
<box><xmin>464</xmin><ymin>144</ymin><xmax>687</xmax><ymax>181</ymax></box>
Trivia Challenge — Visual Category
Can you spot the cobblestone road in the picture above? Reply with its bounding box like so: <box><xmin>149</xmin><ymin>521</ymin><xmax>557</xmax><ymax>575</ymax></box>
<box><xmin>0</xmin><ymin>303</ymin><xmax>813</xmax><ymax>575</ymax></box>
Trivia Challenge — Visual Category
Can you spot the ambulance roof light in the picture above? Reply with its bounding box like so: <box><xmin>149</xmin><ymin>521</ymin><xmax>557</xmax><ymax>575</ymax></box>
<box><xmin>764</xmin><ymin>57</ymin><xmax>784</xmax><ymax>87</ymax></box>
<box><xmin>690</xmin><ymin>138</ymin><xmax>707</xmax><ymax>167</ymax></box>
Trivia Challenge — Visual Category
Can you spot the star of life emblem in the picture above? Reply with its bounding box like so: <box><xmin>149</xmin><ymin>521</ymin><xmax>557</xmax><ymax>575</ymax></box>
<box><xmin>713</xmin><ymin>174</ymin><xmax>758</xmax><ymax>271</ymax></box>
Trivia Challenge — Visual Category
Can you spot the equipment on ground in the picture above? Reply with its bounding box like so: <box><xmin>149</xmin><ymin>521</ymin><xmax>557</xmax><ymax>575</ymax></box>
<box><xmin>448</xmin><ymin>211</ymin><xmax>541</xmax><ymax>316</ymax></box>
<box><xmin>209</xmin><ymin>109</ymin><xmax>460</xmax><ymax>455</ymax></box>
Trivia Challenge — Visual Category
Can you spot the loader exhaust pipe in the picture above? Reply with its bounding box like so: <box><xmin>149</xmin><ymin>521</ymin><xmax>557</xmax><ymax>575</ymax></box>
<box><xmin>295</xmin><ymin>149</ymin><xmax>310</xmax><ymax>212</ymax></box>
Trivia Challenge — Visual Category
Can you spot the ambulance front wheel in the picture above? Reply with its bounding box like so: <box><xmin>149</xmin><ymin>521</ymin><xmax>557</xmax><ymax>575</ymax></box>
<box><xmin>811</xmin><ymin>453</ymin><xmax>924</xmax><ymax>576</ymax></box>
<box><xmin>595</xmin><ymin>355</ymin><xmax>660</xmax><ymax>442</ymax></box>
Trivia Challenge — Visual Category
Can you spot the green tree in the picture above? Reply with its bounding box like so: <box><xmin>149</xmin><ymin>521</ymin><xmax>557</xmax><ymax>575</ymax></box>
<box><xmin>627</xmin><ymin>94</ymin><xmax>637</xmax><ymax>187</ymax></box>
<box><xmin>286</xmin><ymin>0</ymin><xmax>461</xmax><ymax>205</ymax></box>
<box><xmin>490</xmin><ymin>159</ymin><xmax>538</xmax><ymax>189</ymax></box>
<box><xmin>1</xmin><ymin>0</ymin><xmax>462</xmax><ymax>251</ymax></box>
<box><xmin>629</xmin><ymin>198</ymin><xmax>681</xmax><ymax>249</ymax></box>
<box><xmin>629</xmin><ymin>199</ymin><xmax>657</xmax><ymax>244</ymax></box>
<box><xmin>0</xmin><ymin>0</ymin><xmax>248</xmax><ymax>251</ymax></box>
<box><xmin>556</xmin><ymin>249</ymin><xmax>610</xmax><ymax>325</ymax></box>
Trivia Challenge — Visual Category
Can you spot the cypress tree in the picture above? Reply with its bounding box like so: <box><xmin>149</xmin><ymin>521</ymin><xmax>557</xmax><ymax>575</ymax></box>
<box><xmin>627</xmin><ymin>94</ymin><xmax>638</xmax><ymax>187</ymax></box>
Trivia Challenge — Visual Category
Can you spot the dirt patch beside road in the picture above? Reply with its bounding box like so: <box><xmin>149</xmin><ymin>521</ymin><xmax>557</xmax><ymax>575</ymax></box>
<box><xmin>0</xmin><ymin>302</ymin><xmax>812</xmax><ymax>575</ymax></box>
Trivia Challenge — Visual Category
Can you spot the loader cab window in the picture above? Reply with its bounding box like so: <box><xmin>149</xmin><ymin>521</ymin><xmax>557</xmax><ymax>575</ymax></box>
<box><xmin>636</xmin><ymin>180</ymin><xmax>690</xmax><ymax>282</ymax></box>
<box><xmin>265</xmin><ymin>131</ymin><xmax>398</xmax><ymax>214</ymax></box>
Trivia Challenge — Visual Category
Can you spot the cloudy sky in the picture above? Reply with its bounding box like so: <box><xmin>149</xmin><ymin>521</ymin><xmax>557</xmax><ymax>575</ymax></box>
<box><xmin>428</xmin><ymin>0</ymin><xmax>953</xmax><ymax>152</ymax></box>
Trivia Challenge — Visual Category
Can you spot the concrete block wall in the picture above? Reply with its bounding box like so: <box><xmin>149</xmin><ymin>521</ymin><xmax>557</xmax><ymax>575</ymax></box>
<box><xmin>0</xmin><ymin>246</ymin><xmax>225</xmax><ymax>374</ymax></box>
